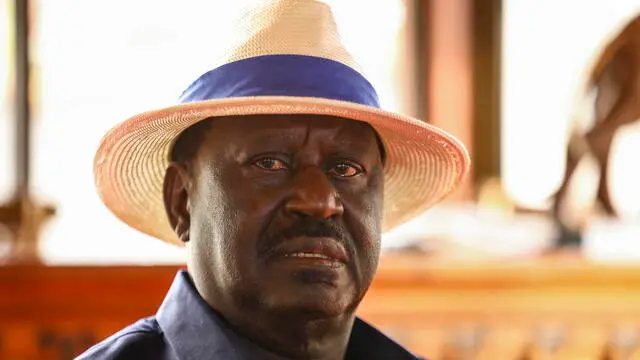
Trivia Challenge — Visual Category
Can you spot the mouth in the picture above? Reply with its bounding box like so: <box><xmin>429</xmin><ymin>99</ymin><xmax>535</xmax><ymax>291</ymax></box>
<box><xmin>284</xmin><ymin>252</ymin><xmax>334</xmax><ymax>260</ymax></box>
<box><xmin>269</xmin><ymin>236</ymin><xmax>349</xmax><ymax>265</ymax></box>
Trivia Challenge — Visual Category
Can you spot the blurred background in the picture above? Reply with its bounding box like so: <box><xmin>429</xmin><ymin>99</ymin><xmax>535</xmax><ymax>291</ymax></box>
<box><xmin>3</xmin><ymin>0</ymin><xmax>640</xmax><ymax>358</ymax></box>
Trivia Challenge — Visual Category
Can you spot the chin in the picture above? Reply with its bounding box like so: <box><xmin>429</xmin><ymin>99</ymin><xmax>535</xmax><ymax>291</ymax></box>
<box><xmin>264</xmin><ymin>284</ymin><xmax>357</xmax><ymax>320</ymax></box>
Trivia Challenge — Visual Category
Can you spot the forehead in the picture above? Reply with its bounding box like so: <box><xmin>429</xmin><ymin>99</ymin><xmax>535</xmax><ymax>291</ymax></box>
<box><xmin>201</xmin><ymin>114</ymin><xmax>379</xmax><ymax>147</ymax></box>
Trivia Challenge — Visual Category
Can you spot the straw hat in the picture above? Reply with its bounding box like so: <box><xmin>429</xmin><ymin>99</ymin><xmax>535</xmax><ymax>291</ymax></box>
<box><xmin>94</xmin><ymin>0</ymin><xmax>470</xmax><ymax>246</ymax></box>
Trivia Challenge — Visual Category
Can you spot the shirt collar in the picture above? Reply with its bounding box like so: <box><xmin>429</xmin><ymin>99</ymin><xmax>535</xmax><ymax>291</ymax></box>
<box><xmin>157</xmin><ymin>270</ymin><xmax>417</xmax><ymax>360</ymax></box>
<box><xmin>157</xmin><ymin>271</ymin><xmax>246</xmax><ymax>360</ymax></box>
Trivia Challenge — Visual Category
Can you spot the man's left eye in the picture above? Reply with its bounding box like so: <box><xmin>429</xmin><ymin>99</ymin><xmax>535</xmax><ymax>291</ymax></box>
<box><xmin>329</xmin><ymin>163</ymin><xmax>362</xmax><ymax>177</ymax></box>
<box><xmin>254</xmin><ymin>157</ymin><xmax>289</xmax><ymax>171</ymax></box>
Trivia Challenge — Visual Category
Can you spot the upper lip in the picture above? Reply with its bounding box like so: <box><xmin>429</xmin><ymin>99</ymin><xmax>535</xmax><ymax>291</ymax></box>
<box><xmin>269</xmin><ymin>236</ymin><xmax>349</xmax><ymax>263</ymax></box>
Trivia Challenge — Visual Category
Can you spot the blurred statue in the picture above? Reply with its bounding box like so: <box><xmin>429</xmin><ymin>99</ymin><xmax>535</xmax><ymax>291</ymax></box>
<box><xmin>552</xmin><ymin>14</ymin><xmax>640</xmax><ymax>248</ymax></box>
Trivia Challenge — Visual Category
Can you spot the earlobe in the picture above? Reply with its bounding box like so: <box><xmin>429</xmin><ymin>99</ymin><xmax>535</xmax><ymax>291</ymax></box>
<box><xmin>163</xmin><ymin>163</ymin><xmax>192</xmax><ymax>243</ymax></box>
<box><xmin>176</xmin><ymin>218</ymin><xmax>190</xmax><ymax>243</ymax></box>
<box><xmin>177</xmin><ymin>199</ymin><xmax>191</xmax><ymax>243</ymax></box>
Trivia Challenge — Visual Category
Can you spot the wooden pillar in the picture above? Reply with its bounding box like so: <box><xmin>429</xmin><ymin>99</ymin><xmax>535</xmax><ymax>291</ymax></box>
<box><xmin>417</xmin><ymin>0</ymin><xmax>502</xmax><ymax>201</ymax></box>
<box><xmin>0</xmin><ymin>0</ymin><xmax>55</xmax><ymax>265</ymax></box>
<box><xmin>472</xmin><ymin>0</ymin><xmax>502</xmax><ymax>186</ymax></box>
<box><xmin>425</xmin><ymin>0</ymin><xmax>474</xmax><ymax>200</ymax></box>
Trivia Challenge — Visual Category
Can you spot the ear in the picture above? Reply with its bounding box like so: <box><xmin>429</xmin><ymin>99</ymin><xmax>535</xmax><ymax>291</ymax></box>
<box><xmin>163</xmin><ymin>163</ymin><xmax>192</xmax><ymax>243</ymax></box>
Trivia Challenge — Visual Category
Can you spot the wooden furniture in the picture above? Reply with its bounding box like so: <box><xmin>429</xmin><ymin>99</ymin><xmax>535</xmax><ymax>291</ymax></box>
<box><xmin>2</xmin><ymin>254</ymin><xmax>640</xmax><ymax>359</ymax></box>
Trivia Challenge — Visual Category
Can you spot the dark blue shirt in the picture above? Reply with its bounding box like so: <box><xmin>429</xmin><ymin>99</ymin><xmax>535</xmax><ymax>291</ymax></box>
<box><xmin>76</xmin><ymin>270</ymin><xmax>422</xmax><ymax>359</ymax></box>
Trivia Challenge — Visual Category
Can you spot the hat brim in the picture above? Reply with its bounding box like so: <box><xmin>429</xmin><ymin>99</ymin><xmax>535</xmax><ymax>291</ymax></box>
<box><xmin>94</xmin><ymin>96</ymin><xmax>470</xmax><ymax>246</ymax></box>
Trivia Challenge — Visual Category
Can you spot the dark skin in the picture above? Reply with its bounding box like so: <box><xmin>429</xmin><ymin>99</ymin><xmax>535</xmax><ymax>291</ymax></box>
<box><xmin>163</xmin><ymin>114</ymin><xmax>385</xmax><ymax>360</ymax></box>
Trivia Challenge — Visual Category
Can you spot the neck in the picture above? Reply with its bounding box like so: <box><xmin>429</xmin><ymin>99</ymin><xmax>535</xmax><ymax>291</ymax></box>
<box><xmin>226</xmin><ymin>308</ymin><xmax>355</xmax><ymax>360</ymax></box>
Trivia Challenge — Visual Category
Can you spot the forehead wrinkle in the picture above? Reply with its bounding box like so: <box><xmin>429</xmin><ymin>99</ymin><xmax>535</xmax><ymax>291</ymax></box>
<box><xmin>321</xmin><ymin>121</ymin><xmax>379</xmax><ymax>156</ymax></box>
<box><xmin>246</xmin><ymin>128</ymin><xmax>307</xmax><ymax>150</ymax></box>
<box><xmin>302</xmin><ymin>122</ymin><xmax>312</xmax><ymax>147</ymax></box>
<box><xmin>208</xmin><ymin>119</ymin><xmax>303</xmax><ymax>146</ymax></box>
<box><xmin>301</xmin><ymin>119</ymin><xmax>359</xmax><ymax>145</ymax></box>
<box><xmin>204</xmin><ymin>115</ymin><xmax>379</xmax><ymax>157</ymax></box>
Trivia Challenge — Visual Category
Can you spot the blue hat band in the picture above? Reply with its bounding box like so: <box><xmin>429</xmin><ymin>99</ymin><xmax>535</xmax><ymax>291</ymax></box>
<box><xmin>179</xmin><ymin>54</ymin><xmax>380</xmax><ymax>108</ymax></box>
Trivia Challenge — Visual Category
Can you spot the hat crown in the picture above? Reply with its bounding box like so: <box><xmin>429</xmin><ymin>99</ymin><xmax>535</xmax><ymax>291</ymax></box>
<box><xmin>178</xmin><ymin>0</ymin><xmax>379</xmax><ymax>108</ymax></box>
<box><xmin>218</xmin><ymin>0</ymin><xmax>361</xmax><ymax>72</ymax></box>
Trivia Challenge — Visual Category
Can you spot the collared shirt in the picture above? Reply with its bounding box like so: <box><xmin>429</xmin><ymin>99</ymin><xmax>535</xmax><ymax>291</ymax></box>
<box><xmin>76</xmin><ymin>270</ymin><xmax>422</xmax><ymax>360</ymax></box>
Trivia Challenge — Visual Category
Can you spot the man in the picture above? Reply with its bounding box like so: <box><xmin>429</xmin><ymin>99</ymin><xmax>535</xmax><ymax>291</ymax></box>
<box><xmin>80</xmin><ymin>0</ymin><xmax>469</xmax><ymax>359</ymax></box>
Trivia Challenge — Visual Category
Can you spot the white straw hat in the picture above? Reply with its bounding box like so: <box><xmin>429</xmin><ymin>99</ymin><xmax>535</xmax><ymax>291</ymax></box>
<box><xmin>94</xmin><ymin>0</ymin><xmax>470</xmax><ymax>246</ymax></box>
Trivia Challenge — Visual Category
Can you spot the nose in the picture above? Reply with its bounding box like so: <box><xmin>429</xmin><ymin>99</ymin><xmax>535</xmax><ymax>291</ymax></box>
<box><xmin>285</xmin><ymin>167</ymin><xmax>344</xmax><ymax>220</ymax></box>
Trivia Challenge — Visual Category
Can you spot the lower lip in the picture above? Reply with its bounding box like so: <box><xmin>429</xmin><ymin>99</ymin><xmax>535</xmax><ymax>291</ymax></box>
<box><xmin>274</xmin><ymin>256</ymin><xmax>344</xmax><ymax>268</ymax></box>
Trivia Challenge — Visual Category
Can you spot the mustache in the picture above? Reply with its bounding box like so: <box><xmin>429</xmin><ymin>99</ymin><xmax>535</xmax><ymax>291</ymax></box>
<box><xmin>259</xmin><ymin>218</ymin><xmax>352</xmax><ymax>256</ymax></box>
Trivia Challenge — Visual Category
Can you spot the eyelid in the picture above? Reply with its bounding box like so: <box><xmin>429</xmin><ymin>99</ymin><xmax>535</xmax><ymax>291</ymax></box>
<box><xmin>248</xmin><ymin>152</ymin><xmax>291</xmax><ymax>165</ymax></box>
<box><xmin>329</xmin><ymin>158</ymin><xmax>366</xmax><ymax>176</ymax></box>
<box><xmin>335</xmin><ymin>158</ymin><xmax>365</xmax><ymax>171</ymax></box>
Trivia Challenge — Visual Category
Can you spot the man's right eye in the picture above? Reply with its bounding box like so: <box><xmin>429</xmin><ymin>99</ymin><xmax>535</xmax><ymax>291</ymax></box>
<box><xmin>253</xmin><ymin>157</ymin><xmax>289</xmax><ymax>171</ymax></box>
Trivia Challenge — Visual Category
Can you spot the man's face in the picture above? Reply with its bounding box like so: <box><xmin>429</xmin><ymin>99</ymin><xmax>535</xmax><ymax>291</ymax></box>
<box><xmin>167</xmin><ymin>114</ymin><xmax>384</xmax><ymax>319</ymax></box>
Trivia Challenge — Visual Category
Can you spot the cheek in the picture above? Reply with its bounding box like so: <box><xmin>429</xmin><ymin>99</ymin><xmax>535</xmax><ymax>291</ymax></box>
<box><xmin>343</xmin><ymin>184</ymin><xmax>383</xmax><ymax>271</ymax></box>
<box><xmin>197</xmin><ymin>172</ymin><xmax>235</xmax><ymax>236</ymax></box>
<box><xmin>354</xmin><ymin>203</ymin><xmax>381</xmax><ymax>251</ymax></box>
<box><xmin>191</xmin><ymin>169</ymin><xmax>282</xmax><ymax>269</ymax></box>
<box><xmin>230</xmin><ymin>169</ymin><xmax>288</xmax><ymax>231</ymax></box>
<box><xmin>189</xmin><ymin>172</ymin><xmax>244</xmax><ymax>276</ymax></box>
<box><xmin>351</xmin><ymin>174</ymin><xmax>384</xmax><ymax>276</ymax></box>
<box><xmin>352</xmin><ymin>174</ymin><xmax>384</xmax><ymax>246</ymax></box>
